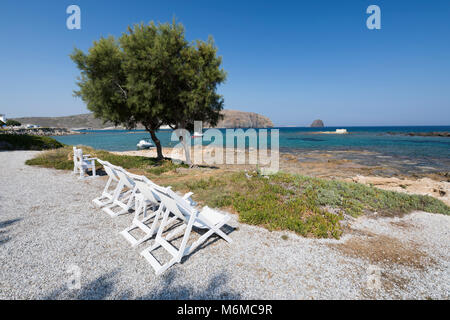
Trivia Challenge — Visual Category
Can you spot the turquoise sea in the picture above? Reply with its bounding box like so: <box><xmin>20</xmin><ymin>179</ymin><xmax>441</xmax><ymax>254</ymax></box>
<box><xmin>53</xmin><ymin>126</ymin><xmax>450</xmax><ymax>172</ymax></box>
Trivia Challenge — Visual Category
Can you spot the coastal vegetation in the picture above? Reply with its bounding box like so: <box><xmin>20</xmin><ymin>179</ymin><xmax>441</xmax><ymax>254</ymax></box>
<box><xmin>26</xmin><ymin>146</ymin><xmax>450</xmax><ymax>239</ymax></box>
<box><xmin>1</xmin><ymin>127</ymin><xmax>76</xmax><ymax>136</ymax></box>
<box><xmin>5</xmin><ymin>119</ymin><xmax>21</xmax><ymax>127</ymax></box>
<box><xmin>70</xmin><ymin>20</ymin><xmax>226</xmax><ymax>162</ymax></box>
<box><xmin>0</xmin><ymin>134</ymin><xmax>64</xmax><ymax>150</ymax></box>
<box><xmin>25</xmin><ymin>145</ymin><xmax>186</xmax><ymax>174</ymax></box>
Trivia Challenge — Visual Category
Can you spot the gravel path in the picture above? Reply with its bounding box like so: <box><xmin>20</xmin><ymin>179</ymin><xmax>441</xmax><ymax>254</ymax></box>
<box><xmin>0</xmin><ymin>151</ymin><xmax>449</xmax><ymax>299</ymax></box>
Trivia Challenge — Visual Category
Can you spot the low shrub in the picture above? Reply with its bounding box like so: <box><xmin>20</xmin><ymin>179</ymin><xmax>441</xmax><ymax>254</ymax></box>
<box><xmin>0</xmin><ymin>134</ymin><xmax>64</xmax><ymax>150</ymax></box>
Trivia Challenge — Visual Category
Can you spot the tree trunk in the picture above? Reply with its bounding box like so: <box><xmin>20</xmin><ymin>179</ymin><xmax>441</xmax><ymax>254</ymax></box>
<box><xmin>149</xmin><ymin>129</ymin><xmax>163</xmax><ymax>160</ymax></box>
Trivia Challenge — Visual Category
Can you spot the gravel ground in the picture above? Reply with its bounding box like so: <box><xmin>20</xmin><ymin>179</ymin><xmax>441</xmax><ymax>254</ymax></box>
<box><xmin>0</xmin><ymin>151</ymin><xmax>449</xmax><ymax>300</ymax></box>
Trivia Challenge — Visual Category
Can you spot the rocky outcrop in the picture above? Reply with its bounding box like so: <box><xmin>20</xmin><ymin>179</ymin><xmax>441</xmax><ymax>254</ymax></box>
<box><xmin>387</xmin><ymin>131</ymin><xmax>450</xmax><ymax>137</ymax></box>
<box><xmin>310</xmin><ymin>119</ymin><xmax>324</xmax><ymax>127</ymax></box>
<box><xmin>352</xmin><ymin>175</ymin><xmax>450</xmax><ymax>206</ymax></box>
<box><xmin>12</xmin><ymin>109</ymin><xmax>274</xmax><ymax>130</ymax></box>
<box><xmin>213</xmin><ymin>110</ymin><xmax>273</xmax><ymax>128</ymax></box>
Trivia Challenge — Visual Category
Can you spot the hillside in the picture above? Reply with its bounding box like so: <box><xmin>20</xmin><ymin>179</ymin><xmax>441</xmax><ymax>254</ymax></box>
<box><xmin>215</xmin><ymin>110</ymin><xmax>273</xmax><ymax>128</ymax></box>
<box><xmin>12</xmin><ymin>113</ymin><xmax>107</xmax><ymax>130</ymax></box>
<box><xmin>12</xmin><ymin>110</ymin><xmax>273</xmax><ymax>129</ymax></box>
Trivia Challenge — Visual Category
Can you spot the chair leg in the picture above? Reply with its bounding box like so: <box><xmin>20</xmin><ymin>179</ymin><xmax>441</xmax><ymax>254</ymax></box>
<box><xmin>182</xmin><ymin>217</ymin><xmax>232</xmax><ymax>258</ymax></box>
<box><xmin>102</xmin><ymin>187</ymin><xmax>136</xmax><ymax>217</ymax></box>
<box><xmin>121</xmin><ymin>200</ymin><xmax>158</xmax><ymax>246</ymax></box>
<box><xmin>214</xmin><ymin>227</ymin><xmax>233</xmax><ymax>243</ymax></box>
<box><xmin>79</xmin><ymin>168</ymin><xmax>85</xmax><ymax>179</ymax></box>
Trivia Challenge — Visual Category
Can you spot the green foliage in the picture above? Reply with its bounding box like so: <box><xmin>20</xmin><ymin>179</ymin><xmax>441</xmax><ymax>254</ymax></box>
<box><xmin>71</xmin><ymin>37</ymin><xmax>129</xmax><ymax>127</ymax></box>
<box><xmin>70</xmin><ymin>20</ymin><xmax>226</xmax><ymax>159</ymax></box>
<box><xmin>5</xmin><ymin>119</ymin><xmax>21</xmax><ymax>127</ymax></box>
<box><xmin>0</xmin><ymin>134</ymin><xmax>64</xmax><ymax>150</ymax></box>
<box><xmin>26</xmin><ymin>145</ymin><xmax>187</xmax><ymax>175</ymax></box>
<box><xmin>25</xmin><ymin>147</ymin><xmax>74</xmax><ymax>170</ymax></box>
<box><xmin>180</xmin><ymin>173</ymin><xmax>344</xmax><ymax>239</ymax></box>
<box><xmin>174</xmin><ymin>172</ymin><xmax>450</xmax><ymax>239</ymax></box>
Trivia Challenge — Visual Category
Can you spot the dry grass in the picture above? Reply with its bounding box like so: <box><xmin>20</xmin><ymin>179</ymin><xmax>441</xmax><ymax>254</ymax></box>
<box><xmin>330</xmin><ymin>234</ymin><xmax>433</xmax><ymax>270</ymax></box>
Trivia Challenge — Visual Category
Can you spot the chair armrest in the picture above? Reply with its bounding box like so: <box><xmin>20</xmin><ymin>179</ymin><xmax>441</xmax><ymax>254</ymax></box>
<box><xmin>183</xmin><ymin>192</ymin><xmax>197</xmax><ymax>206</ymax></box>
<box><xmin>84</xmin><ymin>157</ymin><xmax>97</xmax><ymax>161</ymax></box>
<box><xmin>183</xmin><ymin>192</ymin><xmax>194</xmax><ymax>199</ymax></box>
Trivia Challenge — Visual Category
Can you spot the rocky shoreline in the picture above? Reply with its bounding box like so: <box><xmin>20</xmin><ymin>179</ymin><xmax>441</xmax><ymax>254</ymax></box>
<box><xmin>0</xmin><ymin>127</ymin><xmax>81</xmax><ymax>136</ymax></box>
<box><xmin>387</xmin><ymin>131</ymin><xmax>450</xmax><ymax>137</ymax></box>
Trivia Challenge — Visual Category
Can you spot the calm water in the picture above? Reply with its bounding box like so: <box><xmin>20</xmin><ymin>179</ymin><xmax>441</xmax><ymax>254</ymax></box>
<box><xmin>53</xmin><ymin>126</ymin><xmax>450</xmax><ymax>171</ymax></box>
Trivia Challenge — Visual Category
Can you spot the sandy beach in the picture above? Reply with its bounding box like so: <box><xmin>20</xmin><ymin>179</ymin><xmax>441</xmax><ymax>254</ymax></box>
<box><xmin>1</xmin><ymin>151</ymin><xmax>449</xmax><ymax>299</ymax></box>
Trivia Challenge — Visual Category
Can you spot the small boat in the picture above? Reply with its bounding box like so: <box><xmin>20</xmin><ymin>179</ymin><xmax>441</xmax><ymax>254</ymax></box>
<box><xmin>191</xmin><ymin>131</ymin><xmax>204</xmax><ymax>138</ymax></box>
<box><xmin>137</xmin><ymin>139</ymin><xmax>154</xmax><ymax>149</ymax></box>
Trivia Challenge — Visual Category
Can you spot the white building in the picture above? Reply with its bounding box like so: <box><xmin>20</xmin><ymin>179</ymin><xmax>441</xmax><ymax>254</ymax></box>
<box><xmin>0</xmin><ymin>114</ymin><xmax>6</xmax><ymax>123</ymax></box>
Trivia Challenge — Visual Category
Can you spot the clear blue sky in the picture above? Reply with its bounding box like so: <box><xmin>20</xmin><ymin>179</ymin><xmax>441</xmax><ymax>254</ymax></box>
<box><xmin>1</xmin><ymin>0</ymin><xmax>449</xmax><ymax>126</ymax></box>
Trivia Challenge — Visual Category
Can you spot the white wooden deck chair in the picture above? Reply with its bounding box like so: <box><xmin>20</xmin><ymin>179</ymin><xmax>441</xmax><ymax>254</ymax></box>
<box><xmin>92</xmin><ymin>159</ymin><xmax>132</xmax><ymax>207</ymax></box>
<box><xmin>72</xmin><ymin>147</ymin><xmax>97</xmax><ymax>179</ymax></box>
<box><xmin>140</xmin><ymin>189</ymin><xmax>232</xmax><ymax>275</ymax></box>
<box><xmin>120</xmin><ymin>176</ymin><xmax>196</xmax><ymax>247</ymax></box>
<box><xmin>120</xmin><ymin>179</ymin><xmax>168</xmax><ymax>247</ymax></box>
<box><xmin>101</xmin><ymin>167</ymin><xmax>138</xmax><ymax>217</ymax></box>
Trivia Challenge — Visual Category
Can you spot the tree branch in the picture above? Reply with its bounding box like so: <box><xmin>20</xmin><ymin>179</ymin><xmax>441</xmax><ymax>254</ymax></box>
<box><xmin>114</xmin><ymin>82</ymin><xmax>127</xmax><ymax>99</ymax></box>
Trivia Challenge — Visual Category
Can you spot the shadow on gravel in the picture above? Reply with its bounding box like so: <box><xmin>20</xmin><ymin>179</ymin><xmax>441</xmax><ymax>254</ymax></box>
<box><xmin>44</xmin><ymin>270</ymin><xmax>120</xmax><ymax>300</ymax></box>
<box><xmin>76</xmin><ymin>271</ymin><xmax>119</xmax><ymax>299</ymax></box>
<box><xmin>0</xmin><ymin>218</ymin><xmax>22</xmax><ymax>246</ymax></box>
<box><xmin>43</xmin><ymin>268</ymin><xmax>241</xmax><ymax>300</ymax></box>
<box><xmin>137</xmin><ymin>269</ymin><xmax>241</xmax><ymax>300</ymax></box>
<box><xmin>91</xmin><ymin>168</ymin><xmax>107</xmax><ymax>177</ymax></box>
<box><xmin>181</xmin><ymin>225</ymin><xmax>236</xmax><ymax>264</ymax></box>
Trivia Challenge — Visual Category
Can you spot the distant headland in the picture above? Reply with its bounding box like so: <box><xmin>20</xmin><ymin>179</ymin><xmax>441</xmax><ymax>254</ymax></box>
<box><xmin>12</xmin><ymin>109</ymin><xmax>274</xmax><ymax>130</ymax></box>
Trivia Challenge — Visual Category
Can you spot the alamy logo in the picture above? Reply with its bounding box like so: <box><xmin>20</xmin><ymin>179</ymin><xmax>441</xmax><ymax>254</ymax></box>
<box><xmin>66</xmin><ymin>265</ymin><xmax>81</xmax><ymax>290</ymax></box>
<box><xmin>169</xmin><ymin>121</ymin><xmax>280</xmax><ymax>173</ymax></box>
<box><xmin>66</xmin><ymin>5</ymin><xmax>81</xmax><ymax>30</ymax></box>
<box><xmin>366</xmin><ymin>265</ymin><xmax>381</xmax><ymax>290</ymax></box>
<box><xmin>366</xmin><ymin>5</ymin><xmax>381</xmax><ymax>30</ymax></box>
